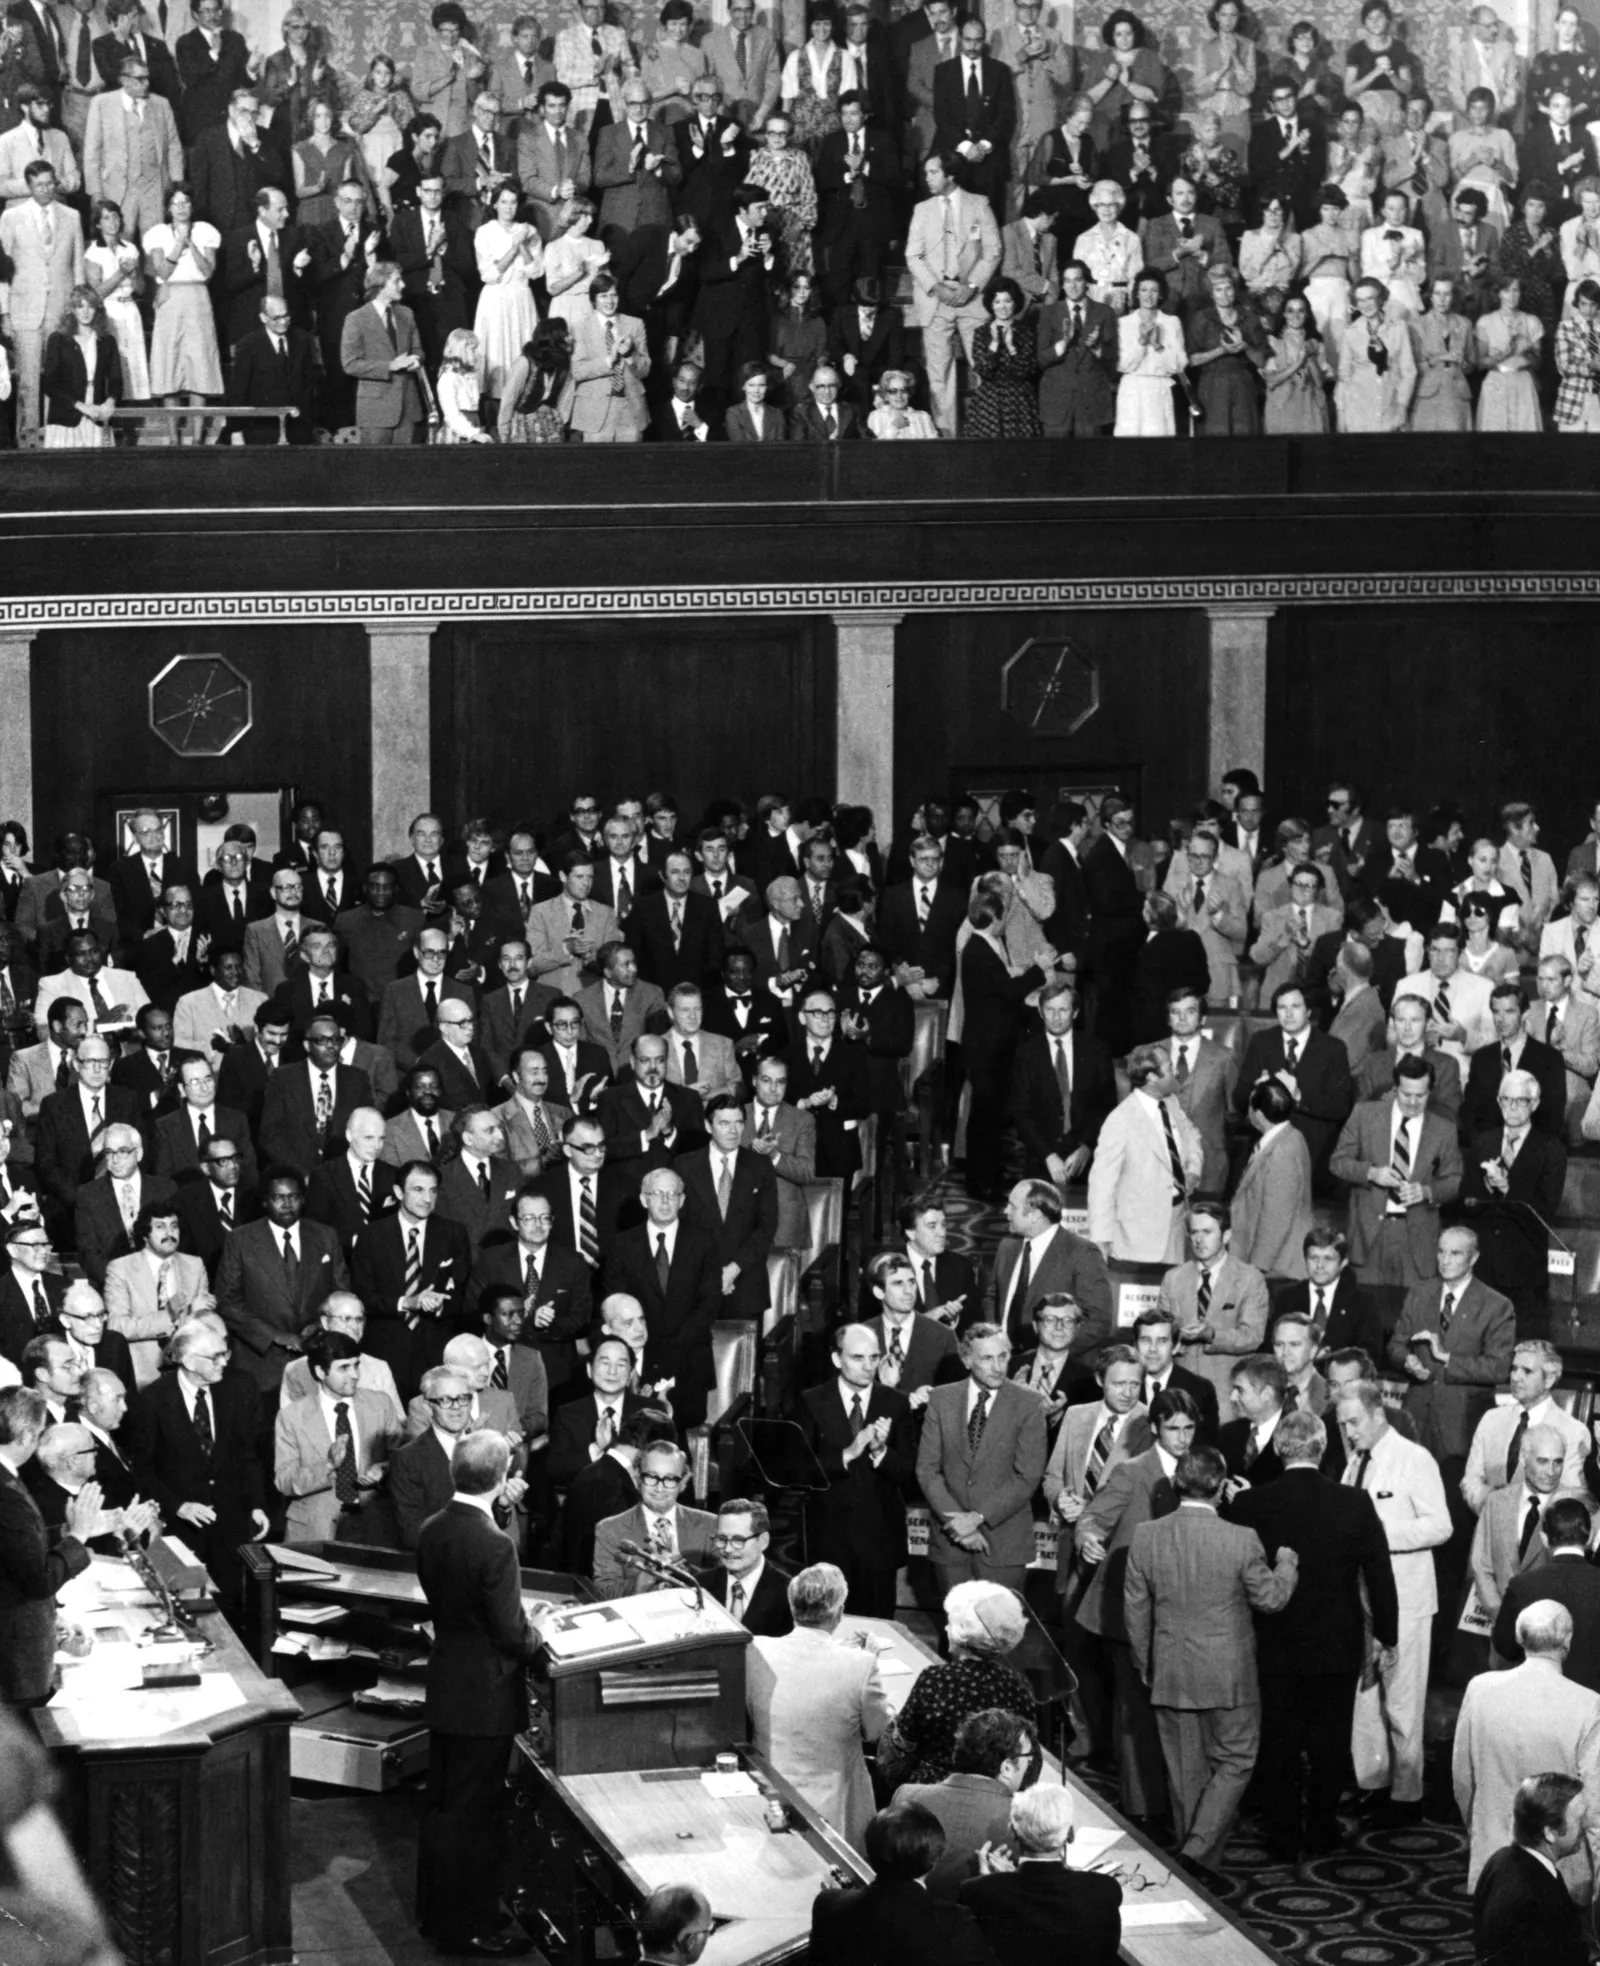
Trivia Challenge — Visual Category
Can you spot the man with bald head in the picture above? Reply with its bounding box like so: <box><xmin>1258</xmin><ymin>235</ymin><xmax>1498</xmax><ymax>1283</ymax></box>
<box><xmin>799</xmin><ymin>1320</ymin><xmax>914</xmax><ymax>1615</ymax></box>
<box><xmin>74</xmin><ymin>1121</ymin><xmax>174</xmax><ymax>1288</ymax></box>
<box><xmin>435</xmin><ymin>1106</ymin><xmax>520</xmax><ymax>1258</ymax></box>
<box><xmin>388</xmin><ymin>1366</ymin><xmax>472</xmax><ymax>1550</ymax></box>
<box><xmin>405</xmin><ymin>1332</ymin><xmax>524</xmax><ymax>1445</ymax></box>
<box><xmin>596</xmin><ymin>1032</ymin><xmax>706</xmax><ymax>1175</ymax></box>
<box><xmin>305</xmin><ymin>1105</ymin><xmax>402</xmax><ymax>1253</ymax></box>
<box><xmin>603</xmin><ymin>1166</ymin><xmax>721</xmax><ymax>1429</ymax></box>
<box><xmin>78</xmin><ymin>1366</ymin><xmax>141</xmax><ymax>1513</ymax></box>
<box><xmin>258</xmin><ymin>1014</ymin><xmax>373</xmax><ymax>1176</ymax></box>
<box><xmin>739</xmin><ymin>876</ymin><xmax>818</xmax><ymax>1007</ymax></box>
<box><xmin>377</xmin><ymin>926</ymin><xmax>475</xmax><ymax>1073</ymax></box>
<box><xmin>110</xmin><ymin>808</ymin><xmax>195</xmax><ymax>947</ymax></box>
<box><xmin>29</xmin><ymin>1423</ymin><xmax>159</xmax><ymax>1552</ymax></box>
<box><xmin>279</xmin><ymin>1292</ymin><xmax>405</xmax><ymax>1427</ymax></box>
<box><xmin>242</xmin><ymin>866</ymin><xmax>311</xmax><ymax>1001</ymax></box>
<box><xmin>55</xmin><ymin>1277</ymin><xmax>139</xmax><ymax>1392</ymax></box>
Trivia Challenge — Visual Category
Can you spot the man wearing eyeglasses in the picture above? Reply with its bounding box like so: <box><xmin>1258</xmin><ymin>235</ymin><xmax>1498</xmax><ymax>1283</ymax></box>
<box><xmin>36</xmin><ymin>1034</ymin><xmax>143</xmax><ymax>1235</ymax></box>
<box><xmin>51</xmin><ymin>1278</ymin><xmax>138</xmax><ymax>1394</ymax></box>
<box><xmin>593</xmin><ymin>1439</ymin><xmax>717</xmax><ymax>1598</ymax></box>
<box><xmin>377</xmin><ymin>929</ymin><xmax>475</xmax><ymax>1075</ymax></box>
<box><xmin>707</xmin><ymin>1496</ymin><xmax>791</xmax><ymax>1636</ymax></box>
<box><xmin>0</xmin><ymin>1224</ymin><xmax>64</xmax><ymax>1368</ymax></box>
<box><xmin>173</xmin><ymin>1133</ymin><xmax>260</xmax><ymax>1282</ymax></box>
<box><xmin>389</xmin><ymin>1366</ymin><xmax>475</xmax><ymax>1549</ymax></box>
<box><xmin>537</xmin><ymin>998</ymin><xmax>611</xmax><ymax>1114</ymax></box>
<box><xmin>123</xmin><ymin>1317</ymin><xmax>270</xmax><ymax>1611</ymax></box>
<box><xmin>418</xmin><ymin>1002</ymin><xmax>497</xmax><ymax>1111</ymax></box>
<box><xmin>151</xmin><ymin>1054</ymin><xmax>255</xmax><ymax>1188</ymax></box>
<box><xmin>1312</xmin><ymin>782</ymin><xmax>1376</xmax><ymax>889</ymax></box>
<box><xmin>350</xmin><ymin>1160</ymin><xmax>471</xmax><ymax>1395</ymax></box>
<box><xmin>72</xmin><ymin>1121</ymin><xmax>173</xmax><ymax>1289</ymax></box>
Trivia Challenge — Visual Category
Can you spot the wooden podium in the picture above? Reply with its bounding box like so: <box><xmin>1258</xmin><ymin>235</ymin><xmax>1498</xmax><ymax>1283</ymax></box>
<box><xmin>536</xmin><ymin>1586</ymin><xmax>751</xmax><ymax>1775</ymax></box>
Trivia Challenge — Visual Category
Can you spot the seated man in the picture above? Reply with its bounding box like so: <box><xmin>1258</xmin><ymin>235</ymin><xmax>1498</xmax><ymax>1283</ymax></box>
<box><xmin>592</xmin><ymin>1437</ymin><xmax>716</xmax><ymax>1598</ymax></box>
<box><xmin>896</xmin><ymin>1706</ymin><xmax>1036</xmax><ymax>1885</ymax></box>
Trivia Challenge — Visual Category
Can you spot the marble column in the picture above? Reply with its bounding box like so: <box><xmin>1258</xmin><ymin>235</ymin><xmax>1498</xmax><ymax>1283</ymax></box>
<box><xmin>1205</xmin><ymin>605</ymin><xmax>1273</xmax><ymax>796</ymax></box>
<box><xmin>366</xmin><ymin>622</ymin><xmax>437</xmax><ymax>863</ymax></box>
<box><xmin>834</xmin><ymin>611</ymin><xmax>902</xmax><ymax>837</ymax></box>
<box><xmin>0</xmin><ymin>634</ymin><xmax>36</xmax><ymax>843</ymax></box>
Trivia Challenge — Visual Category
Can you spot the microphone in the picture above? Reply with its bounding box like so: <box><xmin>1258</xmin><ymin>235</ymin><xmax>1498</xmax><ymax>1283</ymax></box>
<box><xmin>1460</xmin><ymin>1192</ymin><xmax>1574</xmax><ymax>1253</ymax></box>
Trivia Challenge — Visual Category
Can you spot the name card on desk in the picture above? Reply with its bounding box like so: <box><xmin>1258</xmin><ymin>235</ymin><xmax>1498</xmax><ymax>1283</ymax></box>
<box><xmin>1116</xmin><ymin>1282</ymin><xmax>1161</xmax><ymax>1328</ymax></box>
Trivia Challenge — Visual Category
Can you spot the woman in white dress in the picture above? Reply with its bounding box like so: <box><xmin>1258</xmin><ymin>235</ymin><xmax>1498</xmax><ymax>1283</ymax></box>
<box><xmin>1359</xmin><ymin>186</ymin><xmax>1426</xmax><ymax>319</ymax></box>
<box><xmin>473</xmin><ymin>180</ymin><xmax>542</xmax><ymax>417</ymax></box>
<box><xmin>1073</xmin><ymin>178</ymin><xmax>1142</xmax><ymax>315</ymax></box>
<box><xmin>544</xmin><ymin>195</ymin><xmax>609</xmax><ymax>328</ymax></box>
<box><xmin>1334</xmin><ymin>275</ymin><xmax>1415</xmax><ymax>429</ymax></box>
<box><xmin>1448</xmin><ymin>86</ymin><xmax>1518</xmax><ymax>231</ymax></box>
<box><xmin>1115</xmin><ymin>268</ymin><xmax>1186</xmax><ymax>434</ymax></box>
<box><xmin>866</xmin><ymin>369</ymin><xmax>939</xmax><ymax>438</ymax></box>
<box><xmin>143</xmin><ymin>185</ymin><xmax>223</xmax><ymax>444</ymax></box>
<box><xmin>1301</xmin><ymin>185</ymin><xmax>1357</xmax><ymax>353</ymax></box>
<box><xmin>85</xmin><ymin>199</ymin><xmax>149</xmax><ymax>404</ymax></box>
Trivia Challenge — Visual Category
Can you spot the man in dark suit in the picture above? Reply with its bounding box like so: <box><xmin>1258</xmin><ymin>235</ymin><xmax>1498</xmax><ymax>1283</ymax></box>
<box><xmin>1083</xmin><ymin>799</ymin><xmax>1145</xmax><ymax>1057</ymax></box>
<box><xmin>258</xmin><ymin>1016</ymin><xmax>372</xmax><ymax>1176</ymax></box>
<box><xmin>555</xmin><ymin>1401</ymin><xmax>665</xmax><ymax>1575</ymax></box>
<box><xmin>417</xmin><ymin>1008</ymin><xmax>499</xmax><ymax>1113</ymax></box>
<box><xmin>219</xmin><ymin>187</ymin><xmax>310</xmax><ymax>352</ymax></box>
<box><xmin>214</xmin><ymin>1167</ymin><xmax>349</xmax><ymax>1393</ymax></box>
<box><xmin>1103</xmin><ymin>105</ymin><xmax>1176</xmax><ymax>227</ymax></box>
<box><xmin>434</xmin><ymin>1106</ymin><xmax>519</xmax><ymax>1260</ymax></box>
<box><xmin>799</xmin><ymin>1321</ymin><xmax>913</xmax><ymax>1616</ymax></box>
<box><xmin>226</xmin><ymin>294</ymin><xmax>318</xmax><ymax>442</ymax></box>
<box><xmin>350</xmin><ymin>1160</ymin><xmax>473</xmax><ymax>1391</ymax></box>
<box><xmin>1130</xmin><ymin>1306</ymin><xmax>1221</xmax><ymax>1437</ymax></box>
<box><xmin>602</xmin><ymin>1167</ymin><xmax>721</xmax><ymax>1429</ymax></box>
<box><xmin>132</xmin><ymin>885</ymin><xmax>212</xmax><ymax>1012</ymax></box>
<box><xmin>1229</xmin><ymin>1408</ymin><xmax>1398</xmax><ymax>1860</ymax></box>
<box><xmin>305</xmin><ymin>1106</ymin><xmax>401</xmax><ymax>1256</ymax></box>
<box><xmin>74</xmin><ymin>1126</ymin><xmax>175</xmax><ymax>1289</ymax></box>
<box><xmin>387</xmin><ymin>1367</ymin><xmax>465</xmax><ymax>1548</ymax></box>
<box><xmin>174</xmin><ymin>0</ymin><xmax>252</xmax><ymax>137</ymax></box>
<box><xmin>390</xmin><ymin>176</ymin><xmax>477</xmax><ymax>371</ymax></box>
<box><xmin>1473</xmin><ymin>1774</ymin><xmax>1589</xmax><ymax>1966</ymax></box>
<box><xmin>414</xmin><ymin>1429</ymin><xmax>540</xmax><ymax>1958</ymax></box>
<box><xmin>439</xmin><ymin>88</ymin><xmax>517</xmax><ymax>223</ymax></box>
<box><xmin>630</xmin><ymin>852</ymin><xmax>725</xmax><ymax>993</ymax></box>
<box><xmin>0</xmin><ymin>1385</ymin><xmax>94</xmax><ymax>1706</ymax></box>
<box><xmin>1270</xmin><ymin>1228</ymin><xmax>1384</xmax><ymax>1366</ymax></box>
<box><xmin>110</xmin><ymin>1005</ymin><xmax>196</xmax><ymax>1118</ymax></box>
<box><xmin>1246</xmin><ymin>78</ymin><xmax>1325</xmax><ymax>226</ymax></box>
<box><xmin>826</xmin><ymin>275</ymin><xmax>906</xmax><ymax>414</ymax></box>
<box><xmin>931</xmin><ymin>20</ymin><xmax>1013</xmax><ymax>217</ymax></box>
<box><xmin>811</xmin><ymin>1804</ymin><xmax>994</xmax><ymax>1966</ymax></box>
<box><xmin>1490</xmin><ymin>1495</ymin><xmax>1600</xmax><ymax>1687</ymax></box>
<box><xmin>547</xmin><ymin>1337</ymin><xmax>651</xmax><ymax>1486</ymax></box>
<box><xmin>93</xmin><ymin>7</ymin><xmax>179</xmax><ymax>98</ymax></box>
<box><xmin>1233</xmin><ymin>983</ymin><xmax>1354</xmax><ymax>1175</ymax></box>
<box><xmin>197</xmin><ymin>848</ymin><xmax>274</xmax><ymax>954</ymax></box>
<box><xmin>470</xmin><ymin>1187</ymin><xmax>593</xmax><ymax>1400</ymax></box>
<box><xmin>878</xmin><ymin>839</ymin><xmax>966</xmax><ymax>998</ymax></box>
<box><xmin>272</xmin><ymin>927</ymin><xmax>374</xmax><ymax>1043</ymax></box>
<box><xmin>609</xmin><ymin>217</ymin><xmax>701</xmax><ymax>372</ymax></box>
<box><xmin>1358</xmin><ymin>809</ymin><xmax>1452</xmax><ymax>915</ymax></box>
<box><xmin>691</xmin><ymin>182</ymin><xmax>774</xmax><ymax>411</ymax></box>
<box><xmin>837</xmin><ymin>946</ymin><xmax>914</xmax><ymax>1128</ymax></box>
<box><xmin>815</xmin><ymin>99</ymin><xmax>901</xmax><ymax>312</ymax></box>
<box><xmin>781</xmin><ymin>989</ymin><xmax>872</xmax><ymax>1182</ymax></box>
<box><xmin>35</xmin><ymin>1035</ymin><xmax>143</xmax><ymax>1232</ymax></box>
<box><xmin>150</xmin><ymin>1054</ymin><xmax>256</xmax><ymax>1190</ymax></box>
<box><xmin>674</xmin><ymin>1092</ymin><xmax>777</xmax><ymax>1322</ymax></box>
<box><xmin>122</xmin><ymin>1318</ymin><xmax>268</xmax><ymax>1609</ymax></box>
<box><xmin>595</xmin><ymin>1034</ymin><xmax>705</xmax><ymax>1176</ymax></box>
<box><xmin>173</xmin><ymin>1132</ymin><xmax>258</xmax><ymax>1278</ymax></box>
<box><xmin>479</xmin><ymin>956</ymin><xmax>557</xmax><ymax>1088</ymax></box>
<box><xmin>673</xmin><ymin>77</ymin><xmax>750</xmax><ymax>231</ymax></box>
<box><xmin>706</xmin><ymin>1496</ymin><xmax>792</xmax><ymax>1635</ymax></box>
<box><xmin>0</xmin><ymin>1222</ymin><xmax>67</xmax><ymax>1373</ymax></box>
<box><xmin>1008</xmin><ymin>978</ymin><xmax>1115</xmax><ymax>1185</ymax></box>
<box><xmin>306</xmin><ymin>180</ymin><xmax>381</xmax><ymax>429</ymax></box>
<box><xmin>1460</xmin><ymin>985</ymin><xmax>1568</xmax><ymax>1141</ymax></box>
<box><xmin>1218</xmin><ymin>1354</ymin><xmax>1290</xmax><ymax>1488</ymax></box>
<box><xmin>109</xmin><ymin>810</ymin><xmax>197</xmax><ymax>950</ymax></box>
<box><xmin>1459</xmin><ymin>1071</ymin><xmax>1567</xmax><ymax>1327</ymax></box>
<box><xmin>701</xmin><ymin>946</ymin><xmax>782</xmax><ymax>1073</ymax></box>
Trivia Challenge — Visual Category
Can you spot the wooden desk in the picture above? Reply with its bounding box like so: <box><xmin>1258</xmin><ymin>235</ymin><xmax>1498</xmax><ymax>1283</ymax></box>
<box><xmin>514</xmin><ymin>1743</ymin><xmax>869</xmax><ymax>1966</ymax></box>
<box><xmin>35</xmin><ymin>1563</ymin><xmax>301</xmax><ymax>1966</ymax></box>
<box><xmin>844</xmin><ymin>1615</ymin><xmax>1293</xmax><ymax>1966</ymax></box>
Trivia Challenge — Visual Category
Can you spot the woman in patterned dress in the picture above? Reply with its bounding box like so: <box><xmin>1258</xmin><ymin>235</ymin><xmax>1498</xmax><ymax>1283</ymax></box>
<box><xmin>964</xmin><ymin>278</ymin><xmax>1042</xmax><ymax>437</ymax></box>
<box><xmin>782</xmin><ymin>9</ymin><xmax>848</xmax><ymax>156</ymax></box>
<box><xmin>746</xmin><ymin>112</ymin><xmax>818</xmax><ymax>277</ymax></box>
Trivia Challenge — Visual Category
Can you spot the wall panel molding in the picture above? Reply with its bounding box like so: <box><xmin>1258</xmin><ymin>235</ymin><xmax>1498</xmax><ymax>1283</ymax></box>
<box><xmin>8</xmin><ymin>571</ymin><xmax>1600</xmax><ymax>628</ymax></box>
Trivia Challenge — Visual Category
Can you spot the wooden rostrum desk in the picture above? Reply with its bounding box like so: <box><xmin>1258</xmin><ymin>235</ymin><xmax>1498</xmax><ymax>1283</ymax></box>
<box><xmin>33</xmin><ymin>1550</ymin><xmax>302</xmax><ymax>1966</ymax></box>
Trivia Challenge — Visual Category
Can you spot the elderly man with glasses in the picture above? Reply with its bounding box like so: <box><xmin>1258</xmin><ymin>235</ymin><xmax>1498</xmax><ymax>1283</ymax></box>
<box><xmin>592</xmin><ymin>1438</ymin><xmax>717</xmax><ymax>1598</ymax></box>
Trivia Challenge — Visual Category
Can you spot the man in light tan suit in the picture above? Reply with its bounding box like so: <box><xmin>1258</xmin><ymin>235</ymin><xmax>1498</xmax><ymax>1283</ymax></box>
<box><xmin>703</xmin><ymin>0</ymin><xmax>779</xmax><ymax>130</ymax></box>
<box><xmin>905</xmin><ymin>148</ymin><xmax>1000</xmax><ymax>437</ymax></box>
<box><xmin>58</xmin><ymin>0</ymin><xmax>111</xmax><ymax>153</ymax></box>
<box><xmin>1087</xmin><ymin>1049</ymin><xmax>1204</xmax><ymax>1265</ymax></box>
<box><xmin>0</xmin><ymin>157</ymin><xmax>84</xmax><ymax>445</ymax></box>
<box><xmin>747</xmin><ymin>1561</ymin><xmax>892</xmax><ymax>1853</ymax></box>
<box><xmin>527</xmin><ymin>856</ymin><xmax>615</xmax><ymax>998</ymax></box>
<box><xmin>83</xmin><ymin>46</ymin><xmax>183</xmax><ymax>242</ymax></box>
<box><xmin>742</xmin><ymin>1055</ymin><xmax>815</xmax><ymax>1251</ymax></box>
<box><xmin>1156</xmin><ymin>1201</ymin><xmax>1272</xmax><ymax>1405</ymax></box>
<box><xmin>1164</xmin><ymin>986</ymin><xmax>1238</xmax><ymax>1195</ymax></box>
<box><xmin>1467</xmin><ymin>1424</ymin><xmax>1584</xmax><ymax>1619</ymax></box>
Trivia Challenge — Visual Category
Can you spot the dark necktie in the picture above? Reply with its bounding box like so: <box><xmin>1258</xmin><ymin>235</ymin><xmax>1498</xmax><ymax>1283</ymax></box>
<box><xmin>1282</xmin><ymin>1384</ymin><xmax>1300</xmax><ymax>1414</ymax></box>
<box><xmin>404</xmin><ymin>1226</ymin><xmax>422</xmax><ymax>1302</ymax></box>
<box><xmin>1159</xmin><ymin>1101</ymin><xmax>1187</xmax><ymax>1202</ymax></box>
<box><xmin>968</xmin><ymin>1388</ymin><xmax>989</xmax><ymax>1452</ymax></box>
<box><xmin>31</xmin><ymin>1278</ymin><xmax>49</xmax><ymax>1325</ymax></box>
<box><xmin>1351</xmin><ymin>1448</ymin><xmax>1371</xmax><ymax>1489</ymax></box>
<box><xmin>196</xmin><ymin>1111</ymin><xmax>211</xmax><ymax>1154</ymax></box>
<box><xmin>617</xmin><ymin>868</ymin><xmax>632</xmax><ymax>918</ymax></box>
<box><xmin>1506</xmin><ymin>1409</ymin><xmax>1529</xmax><ymax>1484</ymax></box>
<box><xmin>192</xmin><ymin>1387</ymin><xmax>214</xmax><ymax>1458</ymax></box>
<box><xmin>357</xmin><ymin>1163</ymin><xmax>373</xmax><ymax>1220</ymax></box>
<box><xmin>423</xmin><ymin>1116</ymin><xmax>439</xmax><ymax>1158</ymax></box>
<box><xmin>965</xmin><ymin>61</ymin><xmax>981</xmax><ymax>118</ymax></box>
<box><xmin>1519</xmin><ymin>1495</ymin><xmax>1541</xmax><ymax>1560</ymax></box>
<box><xmin>1011</xmin><ymin>1241</ymin><xmax>1032</xmax><ymax>1322</ymax></box>
<box><xmin>491</xmin><ymin>1347</ymin><xmax>509</xmax><ymax>1391</ymax></box>
<box><xmin>849</xmin><ymin>1394</ymin><xmax>865</xmax><ymax>1434</ymax></box>
<box><xmin>655</xmin><ymin>1232</ymin><xmax>671</xmax><ymax>1293</ymax></box>
<box><xmin>1312</xmin><ymin>1286</ymin><xmax>1327</xmax><ymax>1337</ymax></box>
<box><xmin>1084</xmin><ymin>1416</ymin><xmax>1115</xmax><ymax>1494</ymax></box>
<box><xmin>1439</xmin><ymin>1288</ymin><xmax>1456</xmax><ymax>1336</ymax></box>
<box><xmin>1521</xmin><ymin>849</ymin><xmax>1533</xmax><ymax>896</ymax></box>
<box><xmin>424</xmin><ymin>980</ymin><xmax>438</xmax><ymax>1022</ymax></box>
<box><xmin>333</xmin><ymin>1402</ymin><xmax>360</xmax><ymax>1505</ymax></box>
<box><xmin>280</xmin><ymin>1228</ymin><xmax>300</xmax><ymax>1300</ymax></box>
<box><xmin>682</xmin><ymin>1039</ymin><xmax>697</xmax><ymax>1085</ymax></box>
<box><xmin>476</xmin><ymin>1160</ymin><xmax>490</xmax><ymax>1202</ymax></box>
<box><xmin>579</xmin><ymin>1176</ymin><xmax>599</xmax><ymax>1266</ymax></box>
<box><xmin>89</xmin><ymin>975</ymin><xmax>111</xmax><ymax>1021</ymax></box>
<box><xmin>610</xmin><ymin>992</ymin><xmax>624</xmax><ymax>1042</ymax></box>
<box><xmin>1197</xmin><ymin>1267</ymin><xmax>1213</xmax><ymax>1322</ymax></box>
<box><xmin>1243</xmin><ymin>1429</ymin><xmax>1261</xmax><ymax>1469</ymax></box>
<box><xmin>1053</xmin><ymin>1039</ymin><xmax>1071</xmax><ymax>1112</ymax></box>
<box><xmin>219</xmin><ymin>1188</ymin><xmax>233</xmax><ymax>1226</ymax></box>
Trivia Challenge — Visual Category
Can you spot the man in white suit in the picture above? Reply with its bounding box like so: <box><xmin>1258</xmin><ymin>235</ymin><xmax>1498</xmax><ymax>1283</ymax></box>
<box><xmin>905</xmin><ymin>149</ymin><xmax>1000</xmax><ymax>437</ymax></box>
<box><xmin>83</xmin><ymin>46</ymin><xmax>183</xmax><ymax>242</ymax></box>
<box><xmin>746</xmin><ymin>1561</ymin><xmax>892</xmax><ymax>1853</ymax></box>
<box><xmin>1461</xmin><ymin>1337</ymin><xmax>1588</xmax><ymax>1513</ymax></box>
<box><xmin>0</xmin><ymin>158</ymin><xmax>85</xmax><ymax>446</ymax></box>
<box><xmin>1392</xmin><ymin>921</ymin><xmax>1494</xmax><ymax>1067</ymax></box>
<box><xmin>173</xmin><ymin>949</ymin><xmax>267</xmax><ymax>1061</ymax></box>
<box><xmin>527</xmin><ymin>856</ymin><xmax>615</xmax><ymax>997</ymax></box>
<box><xmin>1088</xmin><ymin>1046</ymin><xmax>1204</xmax><ymax>1264</ymax></box>
<box><xmin>663</xmin><ymin>986</ymin><xmax>741</xmax><ymax>1102</ymax></box>
<box><xmin>273</xmin><ymin>1328</ymin><xmax>403</xmax><ymax>1541</ymax></box>
<box><xmin>1453</xmin><ymin>1599</ymin><xmax>1600</xmax><ymax>1895</ymax></box>
<box><xmin>1337</xmin><ymin>1380</ymin><xmax>1451</xmax><ymax>1820</ymax></box>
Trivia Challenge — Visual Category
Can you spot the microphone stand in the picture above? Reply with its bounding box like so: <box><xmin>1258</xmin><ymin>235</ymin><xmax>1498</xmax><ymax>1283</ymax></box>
<box><xmin>618</xmin><ymin>1543</ymin><xmax>707</xmax><ymax>1614</ymax></box>
<box><xmin>119</xmin><ymin>1528</ymin><xmax>205</xmax><ymax>1647</ymax></box>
